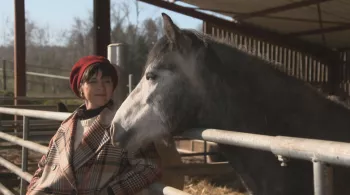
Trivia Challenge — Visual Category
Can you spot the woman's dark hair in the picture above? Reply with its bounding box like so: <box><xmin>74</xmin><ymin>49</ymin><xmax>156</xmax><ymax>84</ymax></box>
<box><xmin>80</xmin><ymin>63</ymin><xmax>118</xmax><ymax>87</ymax></box>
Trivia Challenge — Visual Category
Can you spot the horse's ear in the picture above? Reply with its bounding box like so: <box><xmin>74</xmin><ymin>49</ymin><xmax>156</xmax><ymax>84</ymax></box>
<box><xmin>162</xmin><ymin>13</ymin><xmax>191</xmax><ymax>51</ymax></box>
<box><xmin>162</xmin><ymin>13</ymin><xmax>181</xmax><ymax>43</ymax></box>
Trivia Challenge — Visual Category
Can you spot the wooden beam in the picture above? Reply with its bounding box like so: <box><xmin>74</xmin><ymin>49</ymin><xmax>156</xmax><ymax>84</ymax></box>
<box><xmin>316</xmin><ymin>3</ymin><xmax>326</xmax><ymax>45</ymax></box>
<box><xmin>289</xmin><ymin>24</ymin><xmax>350</xmax><ymax>36</ymax></box>
<box><xmin>93</xmin><ymin>0</ymin><xmax>111</xmax><ymax>57</ymax></box>
<box><xmin>254</xmin><ymin>15</ymin><xmax>348</xmax><ymax>25</ymax></box>
<box><xmin>194</xmin><ymin>7</ymin><xmax>349</xmax><ymax>25</ymax></box>
<box><xmin>13</xmin><ymin>0</ymin><xmax>26</xmax><ymax>105</ymax></box>
<box><xmin>236</xmin><ymin>0</ymin><xmax>331</xmax><ymax>20</ymax></box>
<box><xmin>138</xmin><ymin>0</ymin><xmax>336</xmax><ymax>63</ymax></box>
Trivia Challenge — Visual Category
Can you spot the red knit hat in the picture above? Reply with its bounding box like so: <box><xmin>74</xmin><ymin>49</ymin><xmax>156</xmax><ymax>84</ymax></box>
<box><xmin>69</xmin><ymin>55</ymin><xmax>118</xmax><ymax>97</ymax></box>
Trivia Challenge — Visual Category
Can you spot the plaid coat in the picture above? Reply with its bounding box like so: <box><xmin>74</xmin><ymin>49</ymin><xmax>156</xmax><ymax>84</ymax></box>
<box><xmin>26</xmin><ymin>105</ymin><xmax>162</xmax><ymax>195</ymax></box>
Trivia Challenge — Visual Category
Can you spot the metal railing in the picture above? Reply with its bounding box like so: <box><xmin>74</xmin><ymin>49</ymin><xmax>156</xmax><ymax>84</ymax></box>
<box><xmin>182</xmin><ymin>129</ymin><xmax>350</xmax><ymax>195</ymax></box>
<box><xmin>0</xmin><ymin>107</ymin><xmax>190</xmax><ymax>195</ymax></box>
<box><xmin>0</xmin><ymin>96</ymin><xmax>78</xmax><ymax>100</ymax></box>
<box><xmin>0</xmin><ymin>107</ymin><xmax>350</xmax><ymax>194</ymax></box>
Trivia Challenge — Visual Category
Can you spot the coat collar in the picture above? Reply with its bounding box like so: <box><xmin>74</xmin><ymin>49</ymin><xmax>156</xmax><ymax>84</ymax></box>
<box><xmin>72</xmin><ymin>115</ymin><xmax>110</xmax><ymax>169</ymax></box>
<box><xmin>53</xmin><ymin>105</ymin><xmax>111</xmax><ymax>189</ymax></box>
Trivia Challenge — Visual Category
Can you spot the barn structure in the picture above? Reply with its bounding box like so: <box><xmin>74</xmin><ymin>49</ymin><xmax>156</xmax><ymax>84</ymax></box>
<box><xmin>12</xmin><ymin>0</ymin><xmax>350</xmax><ymax>103</ymax></box>
<box><xmin>140</xmin><ymin>0</ymin><xmax>350</xmax><ymax>99</ymax></box>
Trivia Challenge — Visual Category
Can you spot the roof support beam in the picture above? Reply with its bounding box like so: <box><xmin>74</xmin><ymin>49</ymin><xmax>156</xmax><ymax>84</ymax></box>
<box><xmin>138</xmin><ymin>0</ymin><xmax>337</xmax><ymax>63</ymax></box>
<box><xmin>93</xmin><ymin>0</ymin><xmax>111</xmax><ymax>58</ymax></box>
<box><xmin>249</xmin><ymin>15</ymin><xmax>348</xmax><ymax>25</ymax></box>
<box><xmin>289</xmin><ymin>24</ymin><xmax>350</xmax><ymax>36</ymax></box>
<box><xmin>316</xmin><ymin>3</ymin><xmax>327</xmax><ymax>45</ymax></box>
<box><xmin>195</xmin><ymin>7</ymin><xmax>350</xmax><ymax>25</ymax></box>
<box><xmin>235</xmin><ymin>0</ymin><xmax>331</xmax><ymax>20</ymax></box>
<box><xmin>13</xmin><ymin>0</ymin><xmax>26</xmax><ymax>105</ymax></box>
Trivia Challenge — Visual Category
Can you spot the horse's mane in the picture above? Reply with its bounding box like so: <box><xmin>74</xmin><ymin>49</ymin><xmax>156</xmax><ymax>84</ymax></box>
<box><xmin>183</xmin><ymin>29</ymin><xmax>286</xmax><ymax>72</ymax></box>
<box><xmin>181</xmin><ymin>29</ymin><xmax>350</xmax><ymax>110</ymax></box>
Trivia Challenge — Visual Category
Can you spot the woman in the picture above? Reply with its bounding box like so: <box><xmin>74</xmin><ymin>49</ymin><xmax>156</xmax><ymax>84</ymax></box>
<box><xmin>27</xmin><ymin>55</ymin><xmax>162</xmax><ymax>195</ymax></box>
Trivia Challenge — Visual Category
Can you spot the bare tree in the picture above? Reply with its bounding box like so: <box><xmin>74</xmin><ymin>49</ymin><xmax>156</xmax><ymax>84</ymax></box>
<box><xmin>142</xmin><ymin>18</ymin><xmax>160</xmax><ymax>47</ymax></box>
<box><xmin>0</xmin><ymin>1</ymin><xmax>166</xmax><ymax>96</ymax></box>
<box><xmin>1</xmin><ymin>16</ymin><xmax>14</xmax><ymax>46</ymax></box>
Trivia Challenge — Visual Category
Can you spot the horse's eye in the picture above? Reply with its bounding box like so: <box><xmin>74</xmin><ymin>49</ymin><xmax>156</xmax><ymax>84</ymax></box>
<box><xmin>146</xmin><ymin>72</ymin><xmax>157</xmax><ymax>80</ymax></box>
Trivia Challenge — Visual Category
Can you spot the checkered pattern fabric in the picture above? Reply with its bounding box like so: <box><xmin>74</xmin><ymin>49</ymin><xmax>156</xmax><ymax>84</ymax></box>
<box><xmin>27</xmin><ymin>105</ymin><xmax>162</xmax><ymax>195</ymax></box>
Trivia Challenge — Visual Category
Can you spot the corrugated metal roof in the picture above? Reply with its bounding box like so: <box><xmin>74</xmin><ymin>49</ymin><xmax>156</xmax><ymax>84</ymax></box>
<box><xmin>179</xmin><ymin>0</ymin><xmax>350</xmax><ymax>50</ymax></box>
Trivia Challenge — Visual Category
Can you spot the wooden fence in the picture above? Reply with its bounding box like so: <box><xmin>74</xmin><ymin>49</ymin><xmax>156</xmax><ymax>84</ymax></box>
<box><xmin>203</xmin><ymin>22</ymin><xmax>350</xmax><ymax>99</ymax></box>
<box><xmin>0</xmin><ymin>59</ymin><xmax>71</xmax><ymax>95</ymax></box>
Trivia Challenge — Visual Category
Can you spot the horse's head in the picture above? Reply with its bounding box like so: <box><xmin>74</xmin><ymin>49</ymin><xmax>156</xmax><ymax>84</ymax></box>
<box><xmin>111</xmin><ymin>13</ymin><xmax>209</xmax><ymax>151</ymax></box>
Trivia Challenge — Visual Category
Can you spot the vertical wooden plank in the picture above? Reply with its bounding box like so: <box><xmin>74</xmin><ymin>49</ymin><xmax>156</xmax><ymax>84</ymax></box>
<box><xmin>296</xmin><ymin>52</ymin><xmax>300</xmax><ymax>78</ymax></box>
<box><xmin>312</xmin><ymin>59</ymin><xmax>317</xmax><ymax>82</ymax></box>
<box><xmin>303</xmin><ymin>54</ymin><xmax>307</xmax><ymax>81</ymax></box>
<box><xmin>306</xmin><ymin>55</ymin><xmax>309</xmax><ymax>81</ymax></box>
<box><xmin>2</xmin><ymin>60</ymin><xmax>7</xmax><ymax>91</ymax></box>
<box><xmin>297</xmin><ymin>52</ymin><xmax>300</xmax><ymax>79</ymax></box>
<box><xmin>287</xmin><ymin>49</ymin><xmax>291</xmax><ymax>75</ymax></box>
<box><xmin>321</xmin><ymin>62</ymin><xmax>324</xmax><ymax>83</ymax></box>
<box><xmin>309</xmin><ymin>59</ymin><xmax>313</xmax><ymax>83</ymax></box>
<box><xmin>93</xmin><ymin>0</ymin><xmax>111</xmax><ymax>57</ymax></box>
<box><xmin>279</xmin><ymin>46</ymin><xmax>283</xmax><ymax>69</ymax></box>
<box><xmin>299</xmin><ymin>52</ymin><xmax>303</xmax><ymax>79</ymax></box>
<box><xmin>234</xmin><ymin>33</ymin><xmax>238</xmax><ymax>45</ymax></box>
<box><xmin>221</xmin><ymin>28</ymin><xmax>225</xmax><ymax>40</ymax></box>
<box><xmin>270</xmin><ymin>44</ymin><xmax>274</xmax><ymax>65</ymax></box>
<box><xmin>14</xmin><ymin>0</ymin><xmax>26</xmax><ymax>106</ymax></box>
<box><xmin>291</xmin><ymin>50</ymin><xmax>295</xmax><ymax>76</ymax></box>
<box><xmin>278</xmin><ymin>46</ymin><xmax>281</xmax><ymax>68</ymax></box>
<box><xmin>253</xmin><ymin>38</ymin><xmax>257</xmax><ymax>55</ymax></box>
<box><xmin>347</xmin><ymin>51</ymin><xmax>350</xmax><ymax>84</ymax></box>
<box><xmin>302</xmin><ymin>54</ymin><xmax>305</xmax><ymax>80</ymax></box>
<box><xmin>239</xmin><ymin>34</ymin><xmax>243</xmax><ymax>46</ymax></box>
<box><xmin>317</xmin><ymin>61</ymin><xmax>321</xmax><ymax>83</ymax></box>
<box><xmin>324</xmin><ymin>63</ymin><xmax>328</xmax><ymax>84</ymax></box>
<box><xmin>283</xmin><ymin>48</ymin><xmax>287</xmax><ymax>72</ymax></box>
<box><xmin>266</xmin><ymin>43</ymin><xmax>270</xmax><ymax>61</ymax></box>
<box><xmin>263</xmin><ymin>41</ymin><xmax>266</xmax><ymax>60</ymax></box>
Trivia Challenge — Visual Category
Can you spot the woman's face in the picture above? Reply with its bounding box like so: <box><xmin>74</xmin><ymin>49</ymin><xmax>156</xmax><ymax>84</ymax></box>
<box><xmin>80</xmin><ymin>70</ymin><xmax>114</xmax><ymax>110</ymax></box>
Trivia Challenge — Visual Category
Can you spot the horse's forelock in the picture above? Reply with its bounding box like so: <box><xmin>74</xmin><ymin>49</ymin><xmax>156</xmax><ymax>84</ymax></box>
<box><xmin>149</xmin><ymin>29</ymin><xmax>207</xmax><ymax>61</ymax></box>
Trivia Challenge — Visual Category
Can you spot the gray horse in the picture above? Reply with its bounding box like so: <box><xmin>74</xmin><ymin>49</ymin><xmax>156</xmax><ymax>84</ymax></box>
<box><xmin>111</xmin><ymin>13</ymin><xmax>350</xmax><ymax>195</ymax></box>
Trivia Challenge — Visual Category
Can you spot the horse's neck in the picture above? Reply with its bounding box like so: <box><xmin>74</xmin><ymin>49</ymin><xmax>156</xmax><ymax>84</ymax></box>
<box><xmin>199</xmin><ymin>41</ymin><xmax>350</xmax><ymax>139</ymax></box>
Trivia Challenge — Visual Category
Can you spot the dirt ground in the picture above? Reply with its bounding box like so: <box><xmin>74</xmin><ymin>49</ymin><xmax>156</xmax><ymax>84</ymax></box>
<box><xmin>0</xmin><ymin>143</ymin><xmax>247</xmax><ymax>195</ymax></box>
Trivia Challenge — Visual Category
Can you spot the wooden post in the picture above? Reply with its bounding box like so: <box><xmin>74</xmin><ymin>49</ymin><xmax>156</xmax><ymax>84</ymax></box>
<box><xmin>2</xmin><ymin>60</ymin><xmax>7</xmax><ymax>91</ymax></box>
<box><xmin>93</xmin><ymin>0</ymin><xmax>110</xmax><ymax>57</ymax></box>
<box><xmin>14</xmin><ymin>0</ymin><xmax>26</xmax><ymax>132</ymax></box>
<box><xmin>14</xmin><ymin>0</ymin><xmax>26</xmax><ymax>104</ymax></box>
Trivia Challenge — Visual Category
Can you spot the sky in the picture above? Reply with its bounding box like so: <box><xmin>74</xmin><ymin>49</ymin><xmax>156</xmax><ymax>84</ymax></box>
<box><xmin>0</xmin><ymin>0</ymin><xmax>202</xmax><ymax>45</ymax></box>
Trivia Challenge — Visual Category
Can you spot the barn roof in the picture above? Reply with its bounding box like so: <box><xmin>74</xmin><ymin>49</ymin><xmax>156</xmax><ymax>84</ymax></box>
<box><xmin>141</xmin><ymin>0</ymin><xmax>350</xmax><ymax>52</ymax></box>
